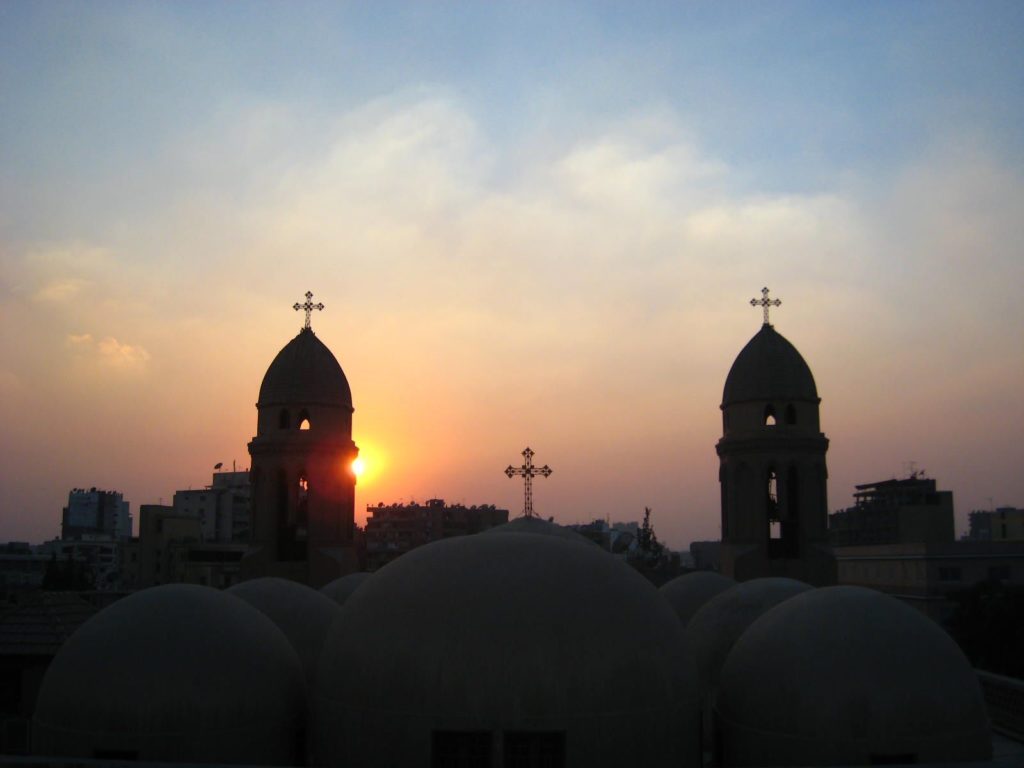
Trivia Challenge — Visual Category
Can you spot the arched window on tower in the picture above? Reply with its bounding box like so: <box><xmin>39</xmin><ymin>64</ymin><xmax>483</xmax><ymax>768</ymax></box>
<box><xmin>275</xmin><ymin>469</ymin><xmax>290</xmax><ymax>560</ymax></box>
<box><xmin>764</xmin><ymin>405</ymin><xmax>777</xmax><ymax>426</ymax></box>
<box><xmin>279</xmin><ymin>409</ymin><xmax>290</xmax><ymax>429</ymax></box>
<box><xmin>785</xmin><ymin>404</ymin><xmax>797</xmax><ymax>425</ymax></box>
<box><xmin>766</xmin><ymin>469</ymin><xmax>782</xmax><ymax>549</ymax></box>
<box><xmin>298</xmin><ymin>409</ymin><xmax>311</xmax><ymax>431</ymax></box>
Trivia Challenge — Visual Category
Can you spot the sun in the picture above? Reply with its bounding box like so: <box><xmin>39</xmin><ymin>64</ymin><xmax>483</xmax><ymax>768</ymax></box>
<box><xmin>351</xmin><ymin>457</ymin><xmax>366</xmax><ymax>477</ymax></box>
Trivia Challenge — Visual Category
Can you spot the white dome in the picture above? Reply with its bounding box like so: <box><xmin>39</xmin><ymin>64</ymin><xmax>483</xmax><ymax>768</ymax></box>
<box><xmin>33</xmin><ymin>584</ymin><xmax>305</xmax><ymax>765</ymax></box>
<box><xmin>314</xmin><ymin>532</ymin><xmax>700</xmax><ymax>767</ymax></box>
<box><xmin>320</xmin><ymin>571</ymin><xmax>372</xmax><ymax>606</ymax></box>
<box><xmin>659</xmin><ymin>571</ymin><xmax>736</xmax><ymax>626</ymax></box>
<box><xmin>715</xmin><ymin>586</ymin><xmax>991</xmax><ymax>766</ymax></box>
<box><xmin>228</xmin><ymin>576</ymin><xmax>342</xmax><ymax>684</ymax></box>
<box><xmin>688</xmin><ymin>577</ymin><xmax>811</xmax><ymax>702</ymax></box>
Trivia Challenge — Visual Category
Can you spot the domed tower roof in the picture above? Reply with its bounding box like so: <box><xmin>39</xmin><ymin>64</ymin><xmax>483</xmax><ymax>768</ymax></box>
<box><xmin>258</xmin><ymin>328</ymin><xmax>352</xmax><ymax>408</ymax></box>
<box><xmin>722</xmin><ymin>324</ymin><xmax>818</xmax><ymax>407</ymax></box>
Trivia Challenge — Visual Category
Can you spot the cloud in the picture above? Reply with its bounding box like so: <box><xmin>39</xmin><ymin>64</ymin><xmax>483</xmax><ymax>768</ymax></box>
<box><xmin>66</xmin><ymin>333</ymin><xmax>150</xmax><ymax>370</ymax></box>
<box><xmin>66</xmin><ymin>333</ymin><xmax>94</xmax><ymax>348</ymax></box>
<box><xmin>33</xmin><ymin>278</ymin><xmax>89</xmax><ymax>303</ymax></box>
<box><xmin>97</xmin><ymin>337</ymin><xmax>150</xmax><ymax>368</ymax></box>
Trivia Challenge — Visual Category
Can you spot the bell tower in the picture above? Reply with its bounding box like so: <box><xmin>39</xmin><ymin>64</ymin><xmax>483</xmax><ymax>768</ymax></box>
<box><xmin>716</xmin><ymin>289</ymin><xmax>835</xmax><ymax>585</ymax></box>
<box><xmin>242</xmin><ymin>292</ymin><xmax>359</xmax><ymax>587</ymax></box>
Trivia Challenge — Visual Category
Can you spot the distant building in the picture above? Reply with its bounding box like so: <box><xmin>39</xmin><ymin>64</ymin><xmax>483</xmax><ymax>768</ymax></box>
<box><xmin>689</xmin><ymin>540</ymin><xmax>722</xmax><ymax>571</ymax></box>
<box><xmin>126</xmin><ymin>504</ymin><xmax>246</xmax><ymax>590</ymax></box>
<box><xmin>565</xmin><ymin>520</ymin><xmax>638</xmax><ymax>557</ymax></box>
<box><xmin>0</xmin><ymin>543</ymin><xmax>50</xmax><ymax>606</ymax></box>
<box><xmin>835</xmin><ymin>540</ymin><xmax>1024</xmax><ymax>623</ymax></box>
<box><xmin>364</xmin><ymin>499</ymin><xmax>508</xmax><ymax>571</ymax></box>
<box><xmin>40</xmin><ymin>537</ymin><xmax>125</xmax><ymax>591</ymax></box>
<box><xmin>61</xmin><ymin>488</ymin><xmax>132</xmax><ymax>541</ymax></box>
<box><xmin>172</xmin><ymin>470</ymin><xmax>251</xmax><ymax>543</ymax></box>
<box><xmin>967</xmin><ymin>507</ymin><xmax>1024</xmax><ymax>542</ymax></box>
<box><xmin>829</xmin><ymin>474</ymin><xmax>954</xmax><ymax>546</ymax></box>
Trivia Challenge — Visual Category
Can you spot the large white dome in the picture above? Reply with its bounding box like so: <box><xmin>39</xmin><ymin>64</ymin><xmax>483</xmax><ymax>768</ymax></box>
<box><xmin>33</xmin><ymin>584</ymin><xmax>306</xmax><ymax>765</ymax></box>
<box><xmin>314</xmin><ymin>532</ymin><xmax>701</xmax><ymax>767</ymax></box>
<box><xmin>715</xmin><ymin>586</ymin><xmax>991</xmax><ymax>766</ymax></box>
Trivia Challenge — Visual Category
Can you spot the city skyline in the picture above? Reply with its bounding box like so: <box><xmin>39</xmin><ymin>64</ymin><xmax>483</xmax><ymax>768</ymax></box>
<box><xmin>2</xmin><ymin>3</ymin><xmax>1022</xmax><ymax>547</ymax></box>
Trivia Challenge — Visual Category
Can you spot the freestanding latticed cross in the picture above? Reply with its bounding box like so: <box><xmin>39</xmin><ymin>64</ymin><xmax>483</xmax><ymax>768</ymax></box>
<box><xmin>750</xmin><ymin>286</ymin><xmax>781</xmax><ymax>325</ymax></box>
<box><xmin>294</xmin><ymin>291</ymin><xmax>325</xmax><ymax>330</ymax></box>
<box><xmin>505</xmin><ymin>447</ymin><xmax>552</xmax><ymax>518</ymax></box>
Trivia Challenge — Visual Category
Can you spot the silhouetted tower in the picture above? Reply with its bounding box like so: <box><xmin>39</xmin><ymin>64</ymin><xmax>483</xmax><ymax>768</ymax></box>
<box><xmin>243</xmin><ymin>292</ymin><xmax>359</xmax><ymax>587</ymax></box>
<box><xmin>716</xmin><ymin>289</ymin><xmax>835</xmax><ymax>585</ymax></box>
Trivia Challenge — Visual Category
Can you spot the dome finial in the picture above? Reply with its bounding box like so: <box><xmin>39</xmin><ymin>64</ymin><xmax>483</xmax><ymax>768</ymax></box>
<box><xmin>504</xmin><ymin>446</ymin><xmax>552</xmax><ymax>518</ymax></box>
<box><xmin>293</xmin><ymin>290</ymin><xmax>325</xmax><ymax>330</ymax></box>
<box><xmin>750</xmin><ymin>286</ymin><xmax>781</xmax><ymax>325</ymax></box>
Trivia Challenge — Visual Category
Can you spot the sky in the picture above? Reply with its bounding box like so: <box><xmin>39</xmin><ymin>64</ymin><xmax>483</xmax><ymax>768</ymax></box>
<box><xmin>1</xmin><ymin>1</ymin><xmax>1022</xmax><ymax>548</ymax></box>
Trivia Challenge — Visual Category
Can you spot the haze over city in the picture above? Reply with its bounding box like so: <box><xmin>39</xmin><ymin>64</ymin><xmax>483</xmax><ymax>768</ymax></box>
<box><xmin>1</xmin><ymin>2</ymin><xmax>1022</xmax><ymax>548</ymax></box>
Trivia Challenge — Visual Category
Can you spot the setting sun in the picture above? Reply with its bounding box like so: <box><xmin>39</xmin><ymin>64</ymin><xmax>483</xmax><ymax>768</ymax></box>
<box><xmin>352</xmin><ymin>458</ymin><xmax>365</xmax><ymax>477</ymax></box>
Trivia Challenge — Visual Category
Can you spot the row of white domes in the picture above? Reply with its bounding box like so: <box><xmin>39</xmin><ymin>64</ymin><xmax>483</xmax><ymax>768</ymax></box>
<box><xmin>33</xmin><ymin>520</ymin><xmax>990</xmax><ymax>767</ymax></box>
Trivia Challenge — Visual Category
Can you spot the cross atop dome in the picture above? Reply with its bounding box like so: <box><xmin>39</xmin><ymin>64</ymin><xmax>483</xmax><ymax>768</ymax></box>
<box><xmin>505</xmin><ymin>447</ymin><xmax>552</xmax><ymax>518</ymax></box>
<box><xmin>750</xmin><ymin>286</ymin><xmax>781</xmax><ymax>325</ymax></box>
<box><xmin>294</xmin><ymin>291</ymin><xmax>325</xmax><ymax>330</ymax></box>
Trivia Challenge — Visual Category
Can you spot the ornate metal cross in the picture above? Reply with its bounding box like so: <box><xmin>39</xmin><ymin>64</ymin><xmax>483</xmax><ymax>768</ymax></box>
<box><xmin>505</xmin><ymin>447</ymin><xmax>552</xmax><ymax>518</ymax></box>
<box><xmin>294</xmin><ymin>291</ymin><xmax>325</xmax><ymax>330</ymax></box>
<box><xmin>750</xmin><ymin>286</ymin><xmax>781</xmax><ymax>325</ymax></box>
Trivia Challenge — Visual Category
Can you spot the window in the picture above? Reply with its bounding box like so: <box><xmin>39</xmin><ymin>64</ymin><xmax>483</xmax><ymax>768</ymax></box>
<box><xmin>785</xmin><ymin>404</ymin><xmax>797</xmax><ymax>425</ymax></box>
<box><xmin>431</xmin><ymin>731</ymin><xmax>492</xmax><ymax>768</ymax></box>
<box><xmin>938</xmin><ymin>567</ymin><xmax>961</xmax><ymax>582</ymax></box>
<box><xmin>504</xmin><ymin>731</ymin><xmax>566</xmax><ymax>768</ymax></box>
<box><xmin>869</xmin><ymin>754</ymin><xmax>916</xmax><ymax>765</ymax></box>
<box><xmin>764</xmin><ymin>404</ymin><xmax>777</xmax><ymax>426</ymax></box>
<box><xmin>298</xmin><ymin>409</ymin><xmax>311</xmax><ymax>431</ymax></box>
<box><xmin>279</xmin><ymin>409</ymin><xmax>290</xmax><ymax>429</ymax></box>
<box><xmin>988</xmin><ymin>565</ymin><xmax>1011</xmax><ymax>582</ymax></box>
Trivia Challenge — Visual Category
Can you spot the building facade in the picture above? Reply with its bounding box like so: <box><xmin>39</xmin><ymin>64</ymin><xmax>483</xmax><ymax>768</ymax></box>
<box><xmin>61</xmin><ymin>489</ymin><xmax>132</xmax><ymax>541</ymax></box>
<box><xmin>967</xmin><ymin>507</ymin><xmax>1024</xmax><ymax>542</ymax></box>
<box><xmin>836</xmin><ymin>540</ymin><xmax>1024</xmax><ymax>622</ymax></box>
<box><xmin>172</xmin><ymin>470</ymin><xmax>251</xmax><ymax>543</ymax></box>
<box><xmin>828</xmin><ymin>474</ymin><xmax>955</xmax><ymax>546</ymax></box>
<box><xmin>364</xmin><ymin>499</ymin><xmax>508</xmax><ymax>571</ymax></box>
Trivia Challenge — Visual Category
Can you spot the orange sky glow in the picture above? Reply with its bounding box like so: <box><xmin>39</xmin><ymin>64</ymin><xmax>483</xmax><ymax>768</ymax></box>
<box><xmin>1</xmin><ymin>5</ymin><xmax>1023</xmax><ymax>548</ymax></box>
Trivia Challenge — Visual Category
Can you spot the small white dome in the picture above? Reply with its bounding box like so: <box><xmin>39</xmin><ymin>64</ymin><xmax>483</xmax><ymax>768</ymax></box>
<box><xmin>688</xmin><ymin>577</ymin><xmax>811</xmax><ymax>702</ymax></box>
<box><xmin>320</xmin><ymin>571</ymin><xmax>373</xmax><ymax>606</ymax></box>
<box><xmin>228</xmin><ymin>576</ymin><xmax>342</xmax><ymax>683</ymax></box>
<box><xmin>33</xmin><ymin>584</ymin><xmax>305</xmax><ymax>765</ymax></box>
<box><xmin>715</xmin><ymin>586</ymin><xmax>991</xmax><ymax>766</ymax></box>
<box><xmin>314</xmin><ymin>532</ymin><xmax>701</xmax><ymax>767</ymax></box>
<box><xmin>659</xmin><ymin>571</ymin><xmax>736</xmax><ymax>626</ymax></box>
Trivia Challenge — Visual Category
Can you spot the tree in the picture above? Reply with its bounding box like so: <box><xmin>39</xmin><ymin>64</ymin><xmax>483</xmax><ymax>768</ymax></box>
<box><xmin>636</xmin><ymin>507</ymin><xmax>664</xmax><ymax>561</ymax></box>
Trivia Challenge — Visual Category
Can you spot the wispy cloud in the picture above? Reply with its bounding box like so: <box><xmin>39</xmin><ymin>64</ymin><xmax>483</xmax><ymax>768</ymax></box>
<box><xmin>66</xmin><ymin>332</ymin><xmax>150</xmax><ymax>371</ymax></box>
